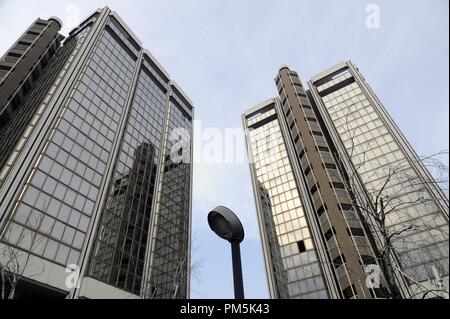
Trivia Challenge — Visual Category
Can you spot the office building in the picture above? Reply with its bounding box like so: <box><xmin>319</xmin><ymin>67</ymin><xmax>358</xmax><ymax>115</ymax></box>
<box><xmin>243</xmin><ymin>64</ymin><xmax>448</xmax><ymax>299</ymax></box>
<box><xmin>0</xmin><ymin>7</ymin><xmax>193</xmax><ymax>299</ymax></box>
<box><xmin>308</xmin><ymin>62</ymin><xmax>448</xmax><ymax>297</ymax></box>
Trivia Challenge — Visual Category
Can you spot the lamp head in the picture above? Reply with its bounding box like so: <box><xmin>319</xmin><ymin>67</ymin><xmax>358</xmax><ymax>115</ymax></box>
<box><xmin>208</xmin><ymin>206</ymin><xmax>244</xmax><ymax>243</ymax></box>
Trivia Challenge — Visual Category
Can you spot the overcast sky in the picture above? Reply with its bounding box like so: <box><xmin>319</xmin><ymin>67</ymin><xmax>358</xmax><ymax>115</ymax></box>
<box><xmin>0</xmin><ymin>0</ymin><xmax>448</xmax><ymax>298</ymax></box>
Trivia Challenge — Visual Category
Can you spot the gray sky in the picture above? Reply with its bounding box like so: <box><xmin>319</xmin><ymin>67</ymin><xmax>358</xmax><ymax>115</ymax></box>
<box><xmin>0</xmin><ymin>0</ymin><xmax>448</xmax><ymax>298</ymax></box>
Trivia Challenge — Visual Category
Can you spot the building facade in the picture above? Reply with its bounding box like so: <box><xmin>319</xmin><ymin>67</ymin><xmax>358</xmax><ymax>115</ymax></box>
<box><xmin>0</xmin><ymin>7</ymin><xmax>193</xmax><ymax>299</ymax></box>
<box><xmin>244</xmin><ymin>99</ymin><xmax>333</xmax><ymax>299</ymax></box>
<box><xmin>308</xmin><ymin>61</ymin><xmax>449</xmax><ymax>298</ymax></box>
<box><xmin>244</xmin><ymin>64</ymin><xmax>448</xmax><ymax>299</ymax></box>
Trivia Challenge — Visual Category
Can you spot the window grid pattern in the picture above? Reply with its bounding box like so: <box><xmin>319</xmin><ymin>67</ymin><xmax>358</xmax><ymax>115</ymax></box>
<box><xmin>320</xmin><ymin>79</ymin><xmax>449</xmax><ymax>283</ymax></box>
<box><xmin>248</xmin><ymin>112</ymin><xmax>328</xmax><ymax>299</ymax></box>
<box><xmin>149</xmin><ymin>98</ymin><xmax>192</xmax><ymax>299</ymax></box>
<box><xmin>88</xmin><ymin>65</ymin><xmax>167</xmax><ymax>295</ymax></box>
<box><xmin>0</xmin><ymin>28</ymin><xmax>87</xmax><ymax>186</ymax></box>
<box><xmin>317</xmin><ymin>70</ymin><xmax>352</xmax><ymax>93</ymax></box>
<box><xmin>1</xmin><ymin>21</ymin><xmax>50</xmax><ymax>78</ymax></box>
<box><xmin>279</xmin><ymin>71</ymin><xmax>373</xmax><ymax>298</ymax></box>
<box><xmin>1</xmin><ymin>26</ymin><xmax>137</xmax><ymax>268</ymax></box>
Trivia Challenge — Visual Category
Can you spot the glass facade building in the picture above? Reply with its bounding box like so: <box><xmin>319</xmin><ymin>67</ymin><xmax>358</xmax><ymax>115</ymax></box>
<box><xmin>308</xmin><ymin>61</ymin><xmax>448</xmax><ymax>298</ymax></box>
<box><xmin>244</xmin><ymin>100</ymin><xmax>329</xmax><ymax>299</ymax></box>
<box><xmin>0</xmin><ymin>7</ymin><xmax>193</xmax><ymax>299</ymax></box>
<box><xmin>244</xmin><ymin>64</ymin><xmax>449</xmax><ymax>299</ymax></box>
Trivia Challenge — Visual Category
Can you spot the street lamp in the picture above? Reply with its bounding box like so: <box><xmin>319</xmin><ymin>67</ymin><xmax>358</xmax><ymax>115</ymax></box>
<box><xmin>208</xmin><ymin>206</ymin><xmax>245</xmax><ymax>299</ymax></box>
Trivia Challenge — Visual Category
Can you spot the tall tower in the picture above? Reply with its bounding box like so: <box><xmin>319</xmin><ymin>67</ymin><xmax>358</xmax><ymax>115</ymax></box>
<box><xmin>308</xmin><ymin>61</ymin><xmax>449</xmax><ymax>298</ymax></box>
<box><xmin>243</xmin><ymin>98</ymin><xmax>332</xmax><ymax>299</ymax></box>
<box><xmin>0</xmin><ymin>16</ymin><xmax>63</xmax><ymax>117</ymax></box>
<box><xmin>0</xmin><ymin>17</ymin><xmax>64</xmax><ymax>183</ymax></box>
<box><xmin>0</xmin><ymin>7</ymin><xmax>193</xmax><ymax>299</ymax></box>
<box><xmin>244</xmin><ymin>68</ymin><xmax>384</xmax><ymax>299</ymax></box>
<box><xmin>244</xmin><ymin>64</ymin><xmax>448</xmax><ymax>299</ymax></box>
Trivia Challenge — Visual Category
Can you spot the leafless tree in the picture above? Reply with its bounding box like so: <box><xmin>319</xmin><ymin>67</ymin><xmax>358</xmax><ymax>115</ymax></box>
<box><xmin>144</xmin><ymin>242</ymin><xmax>202</xmax><ymax>299</ymax></box>
<box><xmin>143</xmin><ymin>204</ymin><xmax>203</xmax><ymax>299</ymax></box>
<box><xmin>0</xmin><ymin>212</ymin><xmax>46</xmax><ymax>299</ymax></box>
<box><xmin>174</xmin><ymin>237</ymin><xmax>203</xmax><ymax>299</ymax></box>
<box><xmin>333</xmin><ymin>111</ymin><xmax>449</xmax><ymax>299</ymax></box>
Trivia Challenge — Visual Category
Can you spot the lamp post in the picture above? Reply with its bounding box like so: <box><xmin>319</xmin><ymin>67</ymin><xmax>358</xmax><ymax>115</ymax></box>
<box><xmin>208</xmin><ymin>206</ymin><xmax>245</xmax><ymax>299</ymax></box>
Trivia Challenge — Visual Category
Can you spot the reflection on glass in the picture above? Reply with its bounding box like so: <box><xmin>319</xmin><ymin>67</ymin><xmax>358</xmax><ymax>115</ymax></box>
<box><xmin>89</xmin><ymin>142</ymin><xmax>156</xmax><ymax>294</ymax></box>
<box><xmin>320</xmin><ymin>77</ymin><xmax>449</xmax><ymax>285</ymax></box>
<box><xmin>257</xmin><ymin>181</ymin><xmax>289</xmax><ymax>298</ymax></box>
<box><xmin>147</xmin><ymin>99</ymin><xmax>192</xmax><ymax>299</ymax></box>
<box><xmin>248</xmin><ymin>113</ymin><xmax>328</xmax><ymax>299</ymax></box>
